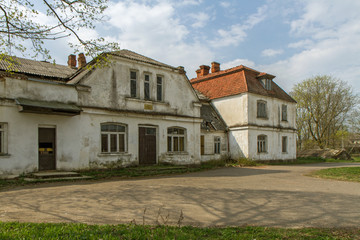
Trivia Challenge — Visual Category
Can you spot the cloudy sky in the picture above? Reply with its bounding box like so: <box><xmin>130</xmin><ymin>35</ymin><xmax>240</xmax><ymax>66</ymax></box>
<box><xmin>38</xmin><ymin>0</ymin><xmax>360</xmax><ymax>94</ymax></box>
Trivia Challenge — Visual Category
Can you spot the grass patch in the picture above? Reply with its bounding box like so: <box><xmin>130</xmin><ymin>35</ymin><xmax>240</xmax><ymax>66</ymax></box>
<box><xmin>267</xmin><ymin>157</ymin><xmax>360</xmax><ymax>165</ymax></box>
<box><xmin>310</xmin><ymin>167</ymin><xmax>360</xmax><ymax>182</ymax></box>
<box><xmin>0</xmin><ymin>222</ymin><xmax>359</xmax><ymax>240</ymax></box>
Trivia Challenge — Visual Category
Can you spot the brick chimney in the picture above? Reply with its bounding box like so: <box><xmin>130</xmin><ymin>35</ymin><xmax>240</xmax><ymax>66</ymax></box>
<box><xmin>196</xmin><ymin>69</ymin><xmax>201</xmax><ymax>78</ymax></box>
<box><xmin>199</xmin><ymin>65</ymin><xmax>210</xmax><ymax>77</ymax></box>
<box><xmin>211</xmin><ymin>62</ymin><xmax>220</xmax><ymax>73</ymax></box>
<box><xmin>78</xmin><ymin>53</ymin><xmax>86</xmax><ymax>68</ymax></box>
<box><xmin>67</xmin><ymin>54</ymin><xmax>76</xmax><ymax>68</ymax></box>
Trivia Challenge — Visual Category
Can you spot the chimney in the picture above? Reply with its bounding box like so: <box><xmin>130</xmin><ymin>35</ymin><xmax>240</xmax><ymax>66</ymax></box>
<box><xmin>211</xmin><ymin>62</ymin><xmax>220</xmax><ymax>73</ymax></box>
<box><xmin>196</xmin><ymin>69</ymin><xmax>201</xmax><ymax>78</ymax></box>
<box><xmin>67</xmin><ymin>54</ymin><xmax>77</xmax><ymax>68</ymax></box>
<box><xmin>78</xmin><ymin>53</ymin><xmax>86</xmax><ymax>69</ymax></box>
<box><xmin>199</xmin><ymin>65</ymin><xmax>210</xmax><ymax>77</ymax></box>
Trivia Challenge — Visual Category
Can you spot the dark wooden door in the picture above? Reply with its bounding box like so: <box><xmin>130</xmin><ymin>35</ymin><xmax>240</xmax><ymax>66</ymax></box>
<box><xmin>38</xmin><ymin>128</ymin><xmax>56</xmax><ymax>171</ymax></box>
<box><xmin>139</xmin><ymin>127</ymin><xmax>156</xmax><ymax>165</ymax></box>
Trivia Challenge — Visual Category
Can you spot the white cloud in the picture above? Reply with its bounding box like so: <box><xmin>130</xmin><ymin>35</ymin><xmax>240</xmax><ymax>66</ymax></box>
<box><xmin>105</xmin><ymin>0</ymin><xmax>214</xmax><ymax>78</ymax></box>
<box><xmin>222</xmin><ymin>58</ymin><xmax>256</xmax><ymax>70</ymax></box>
<box><xmin>189</xmin><ymin>12</ymin><xmax>210</xmax><ymax>28</ymax></box>
<box><xmin>261</xmin><ymin>48</ymin><xmax>284</xmax><ymax>57</ymax></box>
<box><xmin>288</xmin><ymin>39</ymin><xmax>313</xmax><ymax>49</ymax></box>
<box><xmin>220</xmin><ymin>2</ymin><xmax>230</xmax><ymax>8</ymax></box>
<box><xmin>210</xmin><ymin>5</ymin><xmax>267</xmax><ymax>47</ymax></box>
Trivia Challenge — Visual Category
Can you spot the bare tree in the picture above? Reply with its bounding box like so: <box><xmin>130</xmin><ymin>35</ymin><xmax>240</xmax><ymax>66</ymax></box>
<box><xmin>292</xmin><ymin>75</ymin><xmax>357</xmax><ymax>149</ymax></box>
<box><xmin>0</xmin><ymin>0</ymin><xmax>119</xmax><ymax>60</ymax></box>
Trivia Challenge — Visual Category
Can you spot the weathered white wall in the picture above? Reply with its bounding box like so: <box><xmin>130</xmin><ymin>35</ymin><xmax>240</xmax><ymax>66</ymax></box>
<box><xmin>200</xmin><ymin>131</ymin><xmax>228</xmax><ymax>162</ymax></box>
<box><xmin>76</xmin><ymin>57</ymin><xmax>200</xmax><ymax>118</ymax></box>
<box><xmin>0</xmin><ymin>104</ymin><xmax>83</xmax><ymax>175</ymax></box>
<box><xmin>212</xmin><ymin>92</ymin><xmax>296</xmax><ymax>161</ymax></box>
<box><xmin>212</xmin><ymin>94</ymin><xmax>248</xmax><ymax>127</ymax></box>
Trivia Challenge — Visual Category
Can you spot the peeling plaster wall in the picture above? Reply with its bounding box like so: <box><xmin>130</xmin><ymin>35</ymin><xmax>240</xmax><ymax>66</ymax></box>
<box><xmin>77</xmin><ymin>57</ymin><xmax>200</xmax><ymax>118</ymax></box>
<box><xmin>200</xmin><ymin>131</ymin><xmax>228</xmax><ymax>162</ymax></box>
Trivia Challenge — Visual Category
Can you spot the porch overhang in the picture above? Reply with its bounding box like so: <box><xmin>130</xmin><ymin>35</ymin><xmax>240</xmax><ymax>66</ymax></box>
<box><xmin>15</xmin><ymin>98</ymin><xmax>82</xmax><ymax>116</ymax></box>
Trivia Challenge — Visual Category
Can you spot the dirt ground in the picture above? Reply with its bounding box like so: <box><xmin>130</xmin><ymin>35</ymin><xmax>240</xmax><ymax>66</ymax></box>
<box><xmin>0</xmin><ymin>163</ymin><xmax>359</xmax><ymax>228</ymax></box>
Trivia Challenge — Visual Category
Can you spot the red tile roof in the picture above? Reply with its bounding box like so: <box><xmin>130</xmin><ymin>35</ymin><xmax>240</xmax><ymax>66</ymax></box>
<box><xmin>190</xmin><ymin>65</ymin><xmax>296</xmax><ymax>103</ymax></box>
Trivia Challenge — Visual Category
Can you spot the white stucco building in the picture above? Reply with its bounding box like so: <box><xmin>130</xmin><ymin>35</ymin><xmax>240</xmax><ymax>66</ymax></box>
<box><xmin>0</xmin><ymin>50</ymin><xmax>202</xmax><ymax>174</ymax></box>
<box><xmin>191</xmin><ymin>63</ymin><xmax>297</xmax><ymax>161</ymax></box>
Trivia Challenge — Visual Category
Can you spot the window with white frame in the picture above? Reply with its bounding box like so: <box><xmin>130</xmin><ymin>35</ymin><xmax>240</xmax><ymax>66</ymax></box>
<box><xmin>101</xmin><ymin>123</ymin><xmax>127</xmax><ymax>153</ymax></box>
<box><xmin>257</xmin><ymin>100</ymin><xmax>267</xmax><ymax>118</ymax></box>
<box><xmin>214</xmin><ymin>136</ymin><xmax>221</xmax><ymax>154</ymax></box>
<box><xmin>130</xmin><ymin>71</ymin><xmax>137</xmax><ymax>98</ymax></box>
<box><xmin>0</xmin><ymin>123</ymin><xmax>7</xmax><ymax>154</ymax></box>
<box><xmin>281</xmin><ymin>104</ymin><xmax>287</xmax><ymax>121</ymax></box>
<box><xmin>167</xmin><ymin>127</ymin><xmax>185</xmax><ymax>152</ymax></box>
<box><xmin>257</xmin><ymin>135</ymin><xmax>267</xmax><ymax>153</ymax></box>
<box><xmin>282</xmin><ymin>136</ymin><xmax>287</xmax><ymax>153</ymax></box>
<box><xmin>260</xmin><ymin>78</ymin><xmax>272</xmax><ymax>90</ymax></box>
<box><xmin>144</xmin><ymin>74</ymin><xmax>150</xmax><ymax>100</ymax></box>
<box><xmin>157</xmin><ymin>76</ymin><xmax>163</xmax><ymax>101</ymax></box>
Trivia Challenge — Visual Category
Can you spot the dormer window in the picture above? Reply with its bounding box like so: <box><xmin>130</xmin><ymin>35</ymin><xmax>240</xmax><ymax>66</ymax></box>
<box><xmin>260</xmin><ymin>78</ymin><xmax>272</xmax><ymax>90</ymax></box>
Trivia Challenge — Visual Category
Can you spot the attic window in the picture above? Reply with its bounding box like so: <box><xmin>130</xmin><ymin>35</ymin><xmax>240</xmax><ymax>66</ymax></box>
<box><xmin>260</xmin><ymin>78</ymin><xmax>272</xmax><ymax>90</ymax></box>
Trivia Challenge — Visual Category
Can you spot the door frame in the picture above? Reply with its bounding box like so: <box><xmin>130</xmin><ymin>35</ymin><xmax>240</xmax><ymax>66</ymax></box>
<box><xmin>38</xmin><ymin>125</ymin><xmax>56</xmax><ymax>171</ymax></box>
<box><xmin>138</xmin><ymin>125</ymin><xmax>158</xmax><ymax>165</ymax></box>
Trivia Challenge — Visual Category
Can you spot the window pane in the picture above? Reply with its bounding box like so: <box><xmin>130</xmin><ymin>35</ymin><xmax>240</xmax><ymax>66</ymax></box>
<box><xmin>0</xmin><ymin>131</ymin><xmax>2</xmax><ymax>153</ymax></box>
<box><xmin>157</xmin><ymin>76</ymin><xmax>162</xmax><ymax>84</ymax></box>
<box><xmin>168</xmin><ymin>136</ymin><xmax>172</xmax><ymax>151</ymax></box>
<box><xmin>117</xmin><ymin>125</ymin><xmax>125</xmax><ymax>132</ymax></box>
<box><xmin>178</xmin><ymin>129</ymin><xmax>184</xmax><ymax>135</ymax></box>
<box><xmin>119</xmin><ymin>134</ymin><xmax>125</xmax><ymax>152</ymax></box>
<box><xmin>179</xmin><ymin>137</ymin><xmax>184</xmax><ymax>151</ymax></box>
<box><xmin>101</xmin><ymin>134</ymin><xmax>108</xmax><ymax>152</ymax></box>
<box><xmin>173</xmin><ymin>137</ymin><xmax>178</xmax><ymax>151</ymax></box>
<box><xmin>144</xmin><ymin>82</ymin><xmax>150</xmax><ymax>100</ymax></box>
<box><xmin>145</xmin><ymin>74</ymin><xmax>150</xmax><ymax>81</ymax></box>
<box><xmin>157</xmin><ymin>84</ymin><xmax>162</xmax><ymax>101</ymax></box>
<box><xmin>101</xmin><ymin>125</ymin><xmax>108</xmax><ymax>131</ymax></box>
<box><xmin>168</xmin><ymin>128</ymin><xmax>174</xmax><ymax>134</ymax></box>
<box><xmin>110</xmin><ymin>134</ymin><xmax>117</xmax><ymax>152</ymax></box>
<box><xmin>130</xmin><ymin>71</ymin><xmax>136</xmax><ymax>79</ymax></box>
<box><xmin>131</xmin><ymin>80</ymin><xmax>137</xmax><ymax>98</ymax></box>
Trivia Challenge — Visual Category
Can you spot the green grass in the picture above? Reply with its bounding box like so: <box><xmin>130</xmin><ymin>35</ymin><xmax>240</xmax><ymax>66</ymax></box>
<box><xmin>310</xmin><ymin>167</ymin><xmax>360</xmax><ymax>182</ymax></box>
<box><xmin>0</xmin><ymin>222</ymin><xmax>359</xmax><ymax>240</ymax></box>
<box><xmin>267</xmin><ymin>157</ymin><xmax>360</xmax><ymax>165</ymax></box>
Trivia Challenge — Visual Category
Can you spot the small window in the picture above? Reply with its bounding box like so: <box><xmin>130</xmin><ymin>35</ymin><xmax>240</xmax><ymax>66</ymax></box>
<box><xmin>0</xmin><ymin>123</ymin><xmax>8</xmax><ymax>154</ymax></box>
<box><xmin>200</xmin><ymin>135</ymin><xmax>205</xmax><ymax>155</ymax></box>
<box><xmin>257</xmin><ymin>135</ymin><xmax>267</xmax><ymax>153</ymax></box>
<box><xmin>261</xmin><ymin>78</ymin><xmax>272</xmax><ymax>90</ymax></box>
<box><xmin>130</xmin><ymin>71</ymin><xmax>137</xmax><ymax>98</ymax></box>
<box><xmin>257</xmin><ymin>101</ymin><xmax>267</xmax><ymax>118</ymax></box>
<box><xmin>144</xmin><ymin>74</ymin><xmax>150</xmax><ymax>100</ymax></box>
<box><xmin>214</xmin><ymin>136</ymin><xmax>221</xmax><ymax>154</ymax></box>
<box><xmin>167</xmin><ymin>127</ymin><xmax>185</xmax><ymax>152</ymax></box>
<box><xmin>282</xmin><ymin>136</ymin><xmax>287</xmax><ymax>153</ymax></box>
<box><xmin>157</xmin><ymin>76</ymin><xmax>163</xmax><ymax>101</ymax></box>
<box><xmin>101</xmin><ymin>123</ymin><xmax>127</xmax><ymax>153</ymax></box>
<box><xmin>281</xmin><ymin>104</ymin><xmax>287</xmax><ymax>121</ymax></box>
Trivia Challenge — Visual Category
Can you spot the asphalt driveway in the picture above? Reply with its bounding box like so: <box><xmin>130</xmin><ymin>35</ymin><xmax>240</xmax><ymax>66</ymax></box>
<box><xmin>0</xmin><ymin>163</ymin><xmax>359</xmax><ymax>228</ymax></box>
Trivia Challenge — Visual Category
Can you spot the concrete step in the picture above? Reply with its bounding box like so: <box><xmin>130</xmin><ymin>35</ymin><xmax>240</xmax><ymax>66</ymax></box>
<box><xmin>24</xmin><ymin>175</ymin><xmax>93</xmax><ymax>182</ymax></box>
<box><xmin>30</xmin><ymin>171</ymin><xmax>82</xmax><ymax>179</ymax></box>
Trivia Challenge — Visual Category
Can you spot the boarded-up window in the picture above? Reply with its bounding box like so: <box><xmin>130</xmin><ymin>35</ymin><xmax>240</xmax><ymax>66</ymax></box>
<box><xmin>282</xmin><ymin>136</ymin><xmax>287</xmax><ymax>153</ymax></box>
<box><xmin>157</xmin><ymin>76</ymin><xmax>163</xmax><ymax>101</ymax></box>
<box><xmin>214</xmin><ymin>136</ymin><xmax>221</xmax><ymax>154</ymax></box>
<box><xmin>257</xmin><ymin>101</ymin><xmax>267</xmax><ymax>118</ymax></box>
<box><xmin>130</xmin><ymin>71</ymin><xmax>137</xmax><ymax>98</ymax></box>
<box><xmin>257</xmin><ymin>135</ymin><xmax>267</xmax><ymax>153</ymax></box>
<box><xmin>281</xmin><ymin>104</ymin><xmax>287</xmax><ymax>121</ymax></box>
<box><xmin>101</xmin><ymin>123</ymin><xmax>127</xmax><ymax>153</ymax></box>
<box><xmin>200</xmin><ymin>135</ymin><xmax>205</xmax><ymax>155</ymax></box>
<box><xmin>167</xmin><ymin>127</ymin><xmax>185</xmax><ymax>152</ymax></box>
<box><xmin>144</xmin><ymin>74</ymin><xmax>150</xmax><ymax>100</ymax></box>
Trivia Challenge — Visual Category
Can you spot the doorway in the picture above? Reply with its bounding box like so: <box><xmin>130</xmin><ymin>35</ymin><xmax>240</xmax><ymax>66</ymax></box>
<box><xmin>139</xmin><ymin>127</ymin><xmax>157</xmax><ymax>165</ymax></box>
<box><xmin>38</xmin><ymin>127</ymin><xmax>56</xmax><ymax>171</ymax></box>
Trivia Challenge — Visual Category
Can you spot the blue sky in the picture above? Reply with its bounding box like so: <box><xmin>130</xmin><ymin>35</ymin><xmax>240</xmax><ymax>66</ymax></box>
<box><xmin>35</xmin><ymin>0</ymin><xmax>360</xmax><ymax>94</ymax></box>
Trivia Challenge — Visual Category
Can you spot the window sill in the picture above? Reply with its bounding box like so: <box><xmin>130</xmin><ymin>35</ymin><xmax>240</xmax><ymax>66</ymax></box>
<box><xmin>166</xmin><ymin>151</ymin><xmax>189</xmax><ymax>155</ymax></box>
<box><xmin>98</xmin><ymin>152</ymin><xmax>131</xmax><ymax>157</ymax></box>
<box><xmin>281</xmin><ymin>120</ymin><xmax>288</xmax><ymax>122</ymax></box>
<box><xmin>0</xmin><ymin>153</ymin><xmax>11</xmax><ymax>157</ymax></box>
<box><xmin>256</xmin><ymin>116</ymin><xmax>268</xmax><ymax>120</ymax></box>
<box><xmin>125</xmin><ymin>97</ymin><xmax>169</xmax><ymax>106</ymax></box>
<box><xmin>257</xmin><ymin>152</ymin><xmax>268</xmax><ymax>154</ymax></box>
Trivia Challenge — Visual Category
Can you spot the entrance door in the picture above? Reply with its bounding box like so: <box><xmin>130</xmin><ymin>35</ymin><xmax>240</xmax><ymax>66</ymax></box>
<box><xmin>38</xmin><ymin>127</ymin><xmax>56</xmax><ymax>171</ymax></box>
<box><xmin>139</xmin><ymin>127</ymin><xmax>156</xmax><ymax>165</ymax></box>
